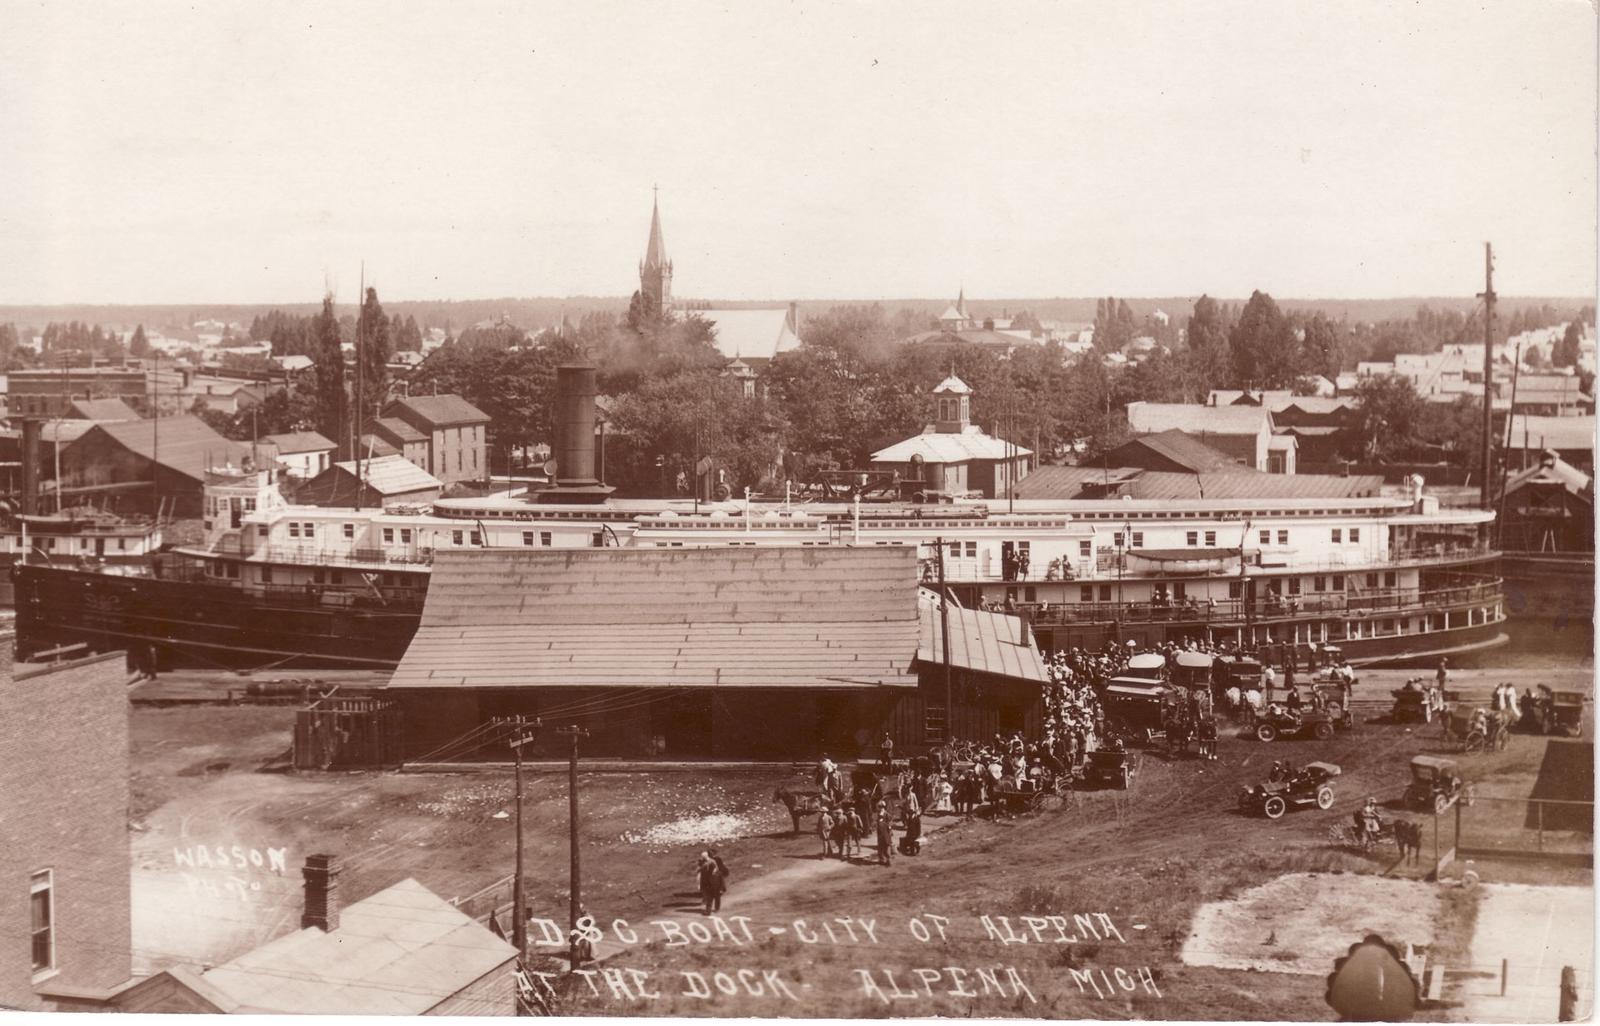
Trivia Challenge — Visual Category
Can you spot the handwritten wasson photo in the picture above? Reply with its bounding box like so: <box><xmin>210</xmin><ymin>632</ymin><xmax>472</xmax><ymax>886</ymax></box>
<box><xmin>0</xmin><ymin>0</ymin><xmax>1593</xmax><ymax>1020</ymax></box>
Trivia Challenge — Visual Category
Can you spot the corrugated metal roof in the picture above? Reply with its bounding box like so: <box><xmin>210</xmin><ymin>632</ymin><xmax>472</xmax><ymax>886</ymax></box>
<box><xmin>872</xmin><ymin>425</ymin><xmax>1032</xmax><ymax>463</ymax></box>
<box><xmin>263</xmin><ymin>430</ymin><xmax>335</xmax><ymax>454</ymax></box>
<box><xmin>1507</xmin><ymin>415</ymin><xmax>1595</xmax><ymax>452</ymax></box>
<box><xmin>916</xmin><ymin>605</ymin><xmax>1048</xmax><ymax>683</ymax></box>
<box><xmin>200</xmin><ymin>878</ymin><xmax>514</xmax><ymax>1015</ymax></box>
<box><xmin>66</xmin><ymin>397</ymin><xmax>140</xmax><ymax>421</ymax></box>
<box><xmin>390</xmin><ymin>548</ymin><xmax>921</xmax><ymax>691</ymax></box>
<box><xmin>1127</xmin><ymin>402</ymin><xmax>1271</xmax><ymax>436</ymax></box>
<box><xmin>330</xmin><ymin>454</ymin><xmax>441</xmax><ymax>495</ymax></box>
<box><xmin>1104</xmin><ymin>429</ymin><xmax>1242</xmax><ymax>473</ymax></box>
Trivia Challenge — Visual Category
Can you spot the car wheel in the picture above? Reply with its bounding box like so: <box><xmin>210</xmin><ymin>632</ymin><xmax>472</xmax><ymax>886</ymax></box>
<box><xmin>1313</xmin><ymin>722</ymin><xmax>1334</xmax><ymax>741</ymax></box>
<box><xmin>1256</xmin><ymin>723</ymin><xmax>1279</xmax><ymax>743</ymax></box>
<box><xmin>1316</xmin><ymin>786</ymin><xmax>1335</xmax><ymax>810</ymax></box>
<box><xmin>1263</xmin><ymin>795</ymin><xmax>1286</xmax><ymax>819</ymax></box>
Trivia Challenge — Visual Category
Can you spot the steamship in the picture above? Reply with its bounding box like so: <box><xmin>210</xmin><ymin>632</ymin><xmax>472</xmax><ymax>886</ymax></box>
<box><xmin>14</xmin><ymin>368</ymin><xmax>1509</xmax><ymax>670</ymax></box>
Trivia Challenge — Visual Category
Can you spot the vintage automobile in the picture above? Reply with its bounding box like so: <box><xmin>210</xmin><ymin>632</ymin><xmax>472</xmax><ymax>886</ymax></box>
<box><xmin>1083</xmin><ymin>749</ymin><xmax>1137</xmax><ymax>789</ymax></box>
<box><xmin>1520</xmin><ymin>686</ymin><xmax>1586</xmax><ymax>738</ymax></box>
<box><xmin>1251</xmin><ymin>703</ymin><xmax>1340</xmax><ymax>742</ymax></box>
<box><xmin>1216</xmin><ymin>655</ymin><xmax>1264</xmax><ymax>691</ymax></box>
<box><xmin>1311</xmin><ymin>681</ymin><xmax>1357</xmax><ymax>728</ymax></box>
<box><xmin>1102</xmin><ymin>677</ymin><xmax>1169</xmax><ymax>745</ymax></box>
<box><xmin>1238</xmin><ymin>761</ymin><xmax>1340</xmax><ymax>819</ymax></box>
<box><xmin>1390</xmin><ymin>679</ymin><xmax>1432</xmax><ymax>724</ymax></box>
<box><xmin>1404</xmin><ymin>755</ymin><xmax>1469</xmax><ymax>814</ymax></box>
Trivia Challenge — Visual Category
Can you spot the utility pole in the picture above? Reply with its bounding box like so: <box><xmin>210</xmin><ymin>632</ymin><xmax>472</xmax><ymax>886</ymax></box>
<box><xmin>355</xmin><ymin>267</ymin><xmax>365</xmax><ymax>512</ymax></box>
<box><xmin>1478</xmin><ymin>242</ymin><xmax>1497</xmax><ymax>510</ymax></box>
<box><xmin>936</xmin><ymin>536</ymin><xmax>952</xmax><ymax>744</ymax></box>
<box><xmin>556</xmin><ymin>724</ymin><xmax>589</xmax><ymax>972</ymax></box>
<box><xmin>507</xmin><ymin>716</ymin><xmax>540</xmax><ymax>963</ymax></box>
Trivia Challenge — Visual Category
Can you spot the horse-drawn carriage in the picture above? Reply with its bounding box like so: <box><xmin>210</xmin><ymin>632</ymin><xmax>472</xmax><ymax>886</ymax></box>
<box><xmin>1404</xmin><ymin>755</ymin><xmax>1471</xmax><ymax>815</ymax></box>
<box><xmin>1083</xmin><ymin>748</ymin><xmax>1137</xmax><ymax>789</ymax></box>
<box><xmin>1238</xmin><ymin>761</ymin><xmax>1340</xmax><ymax>819</ymax></box>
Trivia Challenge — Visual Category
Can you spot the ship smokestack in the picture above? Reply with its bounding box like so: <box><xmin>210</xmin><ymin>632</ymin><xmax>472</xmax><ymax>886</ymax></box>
<box><xmin>533</xmin><ymin>365</ymin><xmax>615</xmax><ymax>504</ymax></box>
<box><xmin>19</xmin><ymin>418</ymin><xmax>39</xmax><ymax>516</ymax></box>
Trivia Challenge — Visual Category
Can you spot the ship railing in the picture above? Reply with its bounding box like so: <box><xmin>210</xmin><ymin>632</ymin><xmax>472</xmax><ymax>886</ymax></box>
<box><xmin>243</xmin><ymin>544</ymin><xmax>436</xmax><ymax>569</ymax></box>
<box><xmin>1024</xmin><ymin>578</ymin><xmax>1503</xmax><ymax>627</ymax></box>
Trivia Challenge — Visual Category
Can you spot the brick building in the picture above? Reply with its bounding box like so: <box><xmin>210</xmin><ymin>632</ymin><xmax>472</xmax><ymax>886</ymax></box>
<box><xmin>371</xmin><ymin>395</ymin><xmax>488</xmax><ymax>486</ymax></box>
<box><xmin>0</xmin><ymin>650</ymin><xmax>134</xmax><ymax>1012</ymax></box>
<box><xmin>7</xmin><ymin>364</ymin><xmax>186</xmax><ymax>419</ymax></box>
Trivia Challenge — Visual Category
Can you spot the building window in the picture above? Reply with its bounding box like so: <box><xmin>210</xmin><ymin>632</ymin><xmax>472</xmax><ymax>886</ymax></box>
<box><xmin>302</xmin><ymin>523</ymin><xmax>315</xmax><ymax>539</ymax></box>
<box><xmin>469</xmin><ymin>531</ymin><xmax>481</xmax><ymax>546</ymax></box>
<box><xmin>1113</xmin><ymin>532</ymin><xmax>1124</xmax><ymax>549</ymax></box>
<box><xmin>31</xmin><ymin>869</ymin><xmax>54</xmax><ymax>975</ymax></box>
<box><xmin>1350</xmin><ymin>527</ymin><xmax>1360</xmax><ymax>543</ymax></box>
<box><xmin>1080</xmin><ymin>585</ymin><xmax>1094</xmax><ymax>602</ymax></box>
<box><xmin>117</xmin><ymin>538</ymin><xmax>126</xmax><ymax>551</ymax></box>
<box><xmin>523</xmin><ymin>531</ymin><xmax>535</xmax><ymax>546</ymax></box>
<box><xmin>1260</xmin><ymin>530</ymin><xmax>1271</xmax><ymax>545</ymax></box>
<box><xmin>1186</xmin><ymin>531</ymin><xmax>1198</xmax><ymax>547</ymax></box>
<box><xmin>1098</xmin><ymin>584</ymin><xmax>1112</xmax><ymax>601</ymax></box>
<box><xmin>1277</xmin><ymin>530</ymin><xmax>1289</xmax><ymax>545</ymax></box>
<box><xmin>401</xmin><ymin>529</ymin><xmax>412</xmax><ymax>544</ymax></box>
<box><xmin>343</xmin><ymin>523</ymin><xmax>354</xmax><ymax>540</ymax></box>
<box><xmin>540</xmin><ymin>531</ymin><xmax>552</xmax><ymax>546</ymax></box>
<box><xmin>452</xmin><ymin>530</ymin><xmax>463</xmax><ymax>545</ymax></box>
<box><xmin>963</xmin><ymin>541</ymin><xmax>977</xmax><ymax>558</ymax></box>
<box><xmin>1078</xmin><ymin>540</ymin><xmax>1091</xmax><ymax>557</ymax></box>
<box><xmin>383</xmin><ymin>528</ymin><xmax>394</xmax><ymax>544</ymax></box>
<box><xmin>1228</xmin><ymin>581</ymin><xmax>1242</xmax><ymax>598</ymax></box>
<box><xmin>1384</xmin><ymin>571</ymin><xmax>1397</xmax><ymax>588</ymax></box>
<box><xmin>1332</xmin><ymin>528</ymin><xmax>1342</xmax><ymax>543</ymax></box>
<box><xmin>1366</xmin><ymin>573</ymin><xmax>1378</xmax><ymax>588</ymax></box>
<box><xmin>244</xmin><ymin>498</ymin><xmax>256</xmax><ymax>512</ymax></box>
<box><xmin>1332</xmin><ymin>575</ymin><xmax>1345</xmax><ymax>591</ymax></box>
<box><xmin>1288</xmin><ymin>578</ymin><xmax>1301</xmax><ymax>595</ymax></box>
<box><xmin>1204</xmin><ymin>530</ymin><xmax>1216</xmax><ymax>546</ymax></box>
<box><xmin>1024</xmin><ymin>586</ymin><xmax>1036</xmax><ymax>603</ymax></box>
<box><xmin>1314</xmin><ymin>576</ymin><xmax>1327</xmax><ymax>592</ymax></box>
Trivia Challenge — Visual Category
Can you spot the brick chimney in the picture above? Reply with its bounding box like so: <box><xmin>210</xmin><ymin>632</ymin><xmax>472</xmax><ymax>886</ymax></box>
<box><xmin>300</xmin><ymin>854</ymin><xmax>341</xmax><ymax>932</ymax></box>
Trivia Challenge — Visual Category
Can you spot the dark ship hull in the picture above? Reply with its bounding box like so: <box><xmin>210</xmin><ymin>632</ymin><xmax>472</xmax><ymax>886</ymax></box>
<box><xmin>13</xmin><ymin>562</ymin><xmax>421</xmax><ymax>670</ymax></box>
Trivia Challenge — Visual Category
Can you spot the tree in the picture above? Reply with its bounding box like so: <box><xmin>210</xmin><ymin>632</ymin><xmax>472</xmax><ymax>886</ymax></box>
<box><xmin>311</xmin><ymin>294</ymin><xmax>348</xmax><ymax>451</ymax></box>
<box><xmin>1343</xmin><ymin>374</ymin><xmax>1426</xmax><ymax>462</ymax></box>
<box><xmin>1182</xmin><ymin>295</ymin><xmax>1229</xmax><ymax>399</ymax></box>
<box><xmin>1552</xmin><ymin>321</ymin><xmax>1582</xmax><ymax>368</ymax></box>
<box><xmin>356</xmin><ymin>287</ymin><xmax>392</xmax><ymax>425</ymax></box>
<box><xmin>129</xmin><ymin>324</ymin><xmax>150</xmax><ymax>358</ymax></box>
<box><xmin>1228</xmin><ymin>290</ymin><xmax>1300</xmax><ymax>388</ymax></box>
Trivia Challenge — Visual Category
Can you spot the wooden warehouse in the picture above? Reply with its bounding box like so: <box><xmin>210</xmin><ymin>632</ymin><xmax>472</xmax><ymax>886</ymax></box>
<box><xmin>385</xmin><ymin>546</ymin><xmax>1048</xmax><ymax>761</ymax></box>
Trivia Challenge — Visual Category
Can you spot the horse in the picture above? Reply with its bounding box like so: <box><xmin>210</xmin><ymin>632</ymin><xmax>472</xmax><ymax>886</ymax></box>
<box><xmin>1394</xmin><ymin>820</ymin><xmax>1424</xmax><ymax>865</ymax></box>
<box><xmin>773</xmin><ymin>787</ymin><xmax>824</xmax><ymax>834</ymax></box>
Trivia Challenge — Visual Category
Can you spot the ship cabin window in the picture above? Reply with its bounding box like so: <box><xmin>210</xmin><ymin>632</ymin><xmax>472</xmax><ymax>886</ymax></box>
<box><xmin>1228</xmin><ymin>581</ymin><xmax>1242</xmax><ymax>598</ymax></box>
<box><xmin>343</xmin><ymin>524</ymin><xmax>355</xmax><ymax>540</ymax></box>
<box><xmin>1078</xmin><ymin>540</ymin><xmax>1091</xmax><ymax>557</ymax></box>
<box><xmin>289</xmin><ymin>523</ymin><xmax>300</xmax><ymax>538</ymax></box>
<box><xmin>244</xmin><ymin>498</ymin><xmax>256</xmax><ymax>512</ymax></box>
<box><xmin>330</xmin><ymin>571</ymin><xmax>343</xmax><ymax>585</ymax></box>
<box><xmin>1098</xmin><ymin>584</ymin><xmax>1112</xmax><ymax>601</ymax></box>
<box><xmin>1024</xmin><ymin>586</ymin><xmax>1036</xmax><ymax>603</ymax></box>
<box><xmin>1331</xmin><ymin>575</ymin><xmax>1345</xmax><ymax>591</ymax></box>
<box><xmin>1186</xmin><ymin>531</ymin><xmax>1198</xmax><ymax>547</ymax></box>
<box><xmin>523</xmin><ymin>531</ymin><xmax>535</xmax><ymax>546</ymax></box>
<box><xmin>1131</xmin><ymin>532</ymin><xmax>1144</xmax><ymax>548</ymax></box>
<box><xmin>1313</xmin><ymin>576</ymin><xmax>1326</xmax><ymax>592</ymax></box>
<box><xmin>1114</xmin><ymin>532</ymin><xmax>1124</xmax><ymax>549</ymax></box>
<box><xmin>1172</xmin><ymin>582</ymin><xmax>1186</xmax><ymax>601</ymax></box>
<box><xmin>469</xmin><ymin>531</ymin><xmax>481</xmax><ymax>546</ymax></box>
<box><xmin>541</xmin><ymin>531</ymin><xmax>552</xmax><ymax>547</ymax></box>
<box><xmin>261</xmin><ymin>565</ymin><xmax>273</xmax><ymax>584</ymax></box>
<box><xmin>452</xmin><ymin>530</ymin><xmax>464</xmax><ymax>545</ymax></box>
<box><xmin>117</xmin><ymin>538</ymin><xmax>126</xmax><ymax>551</ymax></box>
<box><xmin>1260</xmin><ymin>530</ymin><xmax>1271</xmax><ymax>545</ymax></box>
<box><xmin>1080</xmin><ymin>585</ymin><xmax>1094</xmax><ymax>602</ymax></box>
<box><xmin>1288</xmin><ymin>578</ymin><xmax>1301</xmax><ymax>595</ymax></box>
<box><xmin>592</xmin><ymin>531</ymin><xmax>604</xmax><ymax>547</ymax></box>
<box><xmin>401</xmin><ymin>529</ymin><xmax>412</xmax><ymax>544</ymax></box>
<box><xmin>1205</xmin><ymin>530</ymin><xmax>1216</xmax><ymax>546</ymax></box>
<box><xmin>313</xmin><ymin>569</ymin><xmax>325</xmax><ymax>584</ymax></box>
<box><xmin>1332</xmin><ymin>528</ymin><xmax>1342</xmax><ymax>543</ymax></box>
<box><xmin>42</xmin><ymin>538</ymin><xmax>54</xmax><ymax>551</ymax></box>
<box><xmin>1384</xmin><ymin>571</ymin><xmax>1397</xmax><ymax>588</ymax></box>
<box><xmin>1366</xmin><ymin>573</ymin><xmax>1379</xmax><ymax>588</ymax></box>
<box><xmin>1350</xmin><ymin>528</ymin><xmax>1360</xmax><ymax>543</ymax></box>
<box><xmin>383</xmin><ymin>528</ymin><xmax>394</xmax><ymax>544</ymax></box>
<box><xmin>1277</xmin><ymin>530</ymin><xmax>1289</xmax><ymax>545</ymax></box>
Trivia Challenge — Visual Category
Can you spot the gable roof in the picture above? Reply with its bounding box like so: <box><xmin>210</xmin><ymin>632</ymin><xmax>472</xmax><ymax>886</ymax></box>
<box><xmin>871</xmin><ymin>424</ymin><xmax>1033</xmax><ymax>464</ymax></box>
<box><xmin>66</xmin><ymin>397</ymin><xmax>140</xmax><ymax>422</ymax></box>
<box><xmin>199</xmin><ymin>878</ymin><xmax>514</xmax><ymax>1015</ymax></box>
<box><xmin>72</xmin><ymin>416</ymin><xmax>247</xmax><ymax>483</ymax></box>
<box><xmin>1507</xmin><ymin>415</ymin><xmax>1596</xmax><ymax>452</ymax></box>
<box><xmin>262</xmin><ymin>431</ymin><xmax>335</xmax><ymax>454</ymax></box>
<box><xmin>369</xmin><ymin>415</ymin><xmax>428</xmax><ymax>444</ymax></box>
<box><xmin>1126</xmin><ymin>402</ymin><xmax>1272</xmax><ymax>436</ymax></box>
<box><xmin>917</xmin><ymin>605</ymin><xmax>1048</xmax><ymax>683</ymax></box>
<box><xmin>387</xmin><ymin>394</ymin><xmax>490</xmax><ymax>427</ymax></box>
<box><xmin>388</xmin><ymin>548</ymin><xmax>921</xmax><ymax>691</ymax></box>
<box><xmin>1501</xmin><ymin>455</ymin><xmax>1593</xmax><ymax>500</ymax></box>
<box><xmin>695</xmin><ymin>308</ymin><xmax>801</xmax><ymax>362</ymax></box>
<box><xmin>1101</xmin><ymin>429</ymin><xmax>1243</xmax><ymax>473</ymax></box>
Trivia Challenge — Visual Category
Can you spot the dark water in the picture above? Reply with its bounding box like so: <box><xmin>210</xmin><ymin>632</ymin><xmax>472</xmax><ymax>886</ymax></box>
<box><xmin>1461</xmin><ymin>616</ymin><xmax>1596</xmax><ymax>670</ymax></box>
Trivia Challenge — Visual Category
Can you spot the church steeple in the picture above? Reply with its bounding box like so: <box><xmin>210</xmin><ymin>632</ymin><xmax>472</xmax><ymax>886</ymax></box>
<box><xmin>639</xmin><ymin>185</ymin><xmax>673</xmax><ymax>311</ymax></box>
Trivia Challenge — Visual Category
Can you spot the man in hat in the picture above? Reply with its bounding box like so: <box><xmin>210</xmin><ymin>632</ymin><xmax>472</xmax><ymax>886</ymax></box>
<box><xmin>875</xmin><ymin>800</ymin><xmax>893</xmax><ymax>866</ymax></box>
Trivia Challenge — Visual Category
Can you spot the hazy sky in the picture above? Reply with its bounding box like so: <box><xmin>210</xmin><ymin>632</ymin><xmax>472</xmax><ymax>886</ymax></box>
<box><xmin>1</xmin><ymin>0</ymin><xmax>1594</xmax><ymax>305</ymax></box>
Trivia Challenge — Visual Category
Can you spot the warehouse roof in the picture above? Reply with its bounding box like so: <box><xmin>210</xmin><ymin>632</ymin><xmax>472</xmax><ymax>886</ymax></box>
<box><xmin>71</xmin><ymin>416</ymin><xmax>247</xmax><ymax>484</ymax></box>
<box><xmin>65</xmin><ymin>397</ymin><xmax>140</xmax><ymax>421</ymax></box>
<box><xmin>262</xmin><ymin>430</ymin><xmax>335</xmax><ymax>454</ymax></box>
<box><xmin>1102</xmin><ymin>429</ymin><xmax>1244</xmax><ymax>473</ymax></box>
<box><xmin>917</xmin><ymin>605</ymin><xmax>1048</xmax><ymax>683</ymax></box>
<box><xmin>199</xmin><ymin>878</ymin><xmax>514</xmax><ymax>1015</ymax></box>
<box><xmin>1126</xmin><ymin>402</ymin><xmax>1271</xmax><ymax>436</ymax></box>
<box><xmin>328</xmin><ymin>454</ymin><xmax>441</xmax><ymax>496</ymax></box>
<box><xmin>387</xmin><ymin>394</ymin><xmax>490</xmax><ymax>427</ymax></box>
<box><xmin>389</xmin><ymin>547</ymin><xmax>921</xmax><ymax>691</ymax></box>
<box><xmin>1506</xmin><ymin>415</ymin><xmax>1595</xmax><ymax>452</ymax></box>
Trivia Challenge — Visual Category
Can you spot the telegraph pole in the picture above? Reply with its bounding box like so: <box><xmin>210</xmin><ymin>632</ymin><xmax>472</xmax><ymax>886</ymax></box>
<box><xmin>507</xmin><ymin>716</ymin><xmax>541</xmax><ymax>962</ymax></box>
<box><xmin>1478</xmin><ymin>243</ymin><xmax>1497</xmax><ymax>509</ymax></box>
<box><xmin>556</xmin><ymin>724</ymin><xmax>589</xmax><ymax>971</ymax></box>
<box><xmin>936</xmin><ymin>537</ymin><xmax>953</xmax><ymax>744</ymax></box>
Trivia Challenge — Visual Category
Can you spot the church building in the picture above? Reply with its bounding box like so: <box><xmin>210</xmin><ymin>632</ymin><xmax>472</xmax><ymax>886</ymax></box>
<box><xmin>869</xmin><ymin>375</ymin><xmax>1033</xmax><ymax>500</ymax></box>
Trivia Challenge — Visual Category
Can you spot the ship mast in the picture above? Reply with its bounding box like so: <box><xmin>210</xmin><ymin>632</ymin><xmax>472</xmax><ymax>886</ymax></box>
<box><xmin>1477</xmin><ymin>243</ymin><xmax>1496</xmax><ymax>510</ymax></box>
<box><xmin>354</xmin><ymin>264</ymin><xmax>365</xmax><ymax>512</ymax></box>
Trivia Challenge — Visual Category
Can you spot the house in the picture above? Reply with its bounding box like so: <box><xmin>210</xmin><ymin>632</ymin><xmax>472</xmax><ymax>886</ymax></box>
<box><xmin>295</xmin><ymin>453</ymin><xmax>443</xmax><ymax>508</ymax></box>
<box><xmin>1124</xmin><ymin>402</ymin><xmax>1280</xmax><ymax>472</ymax></box>
<box><xmin>1504</xmin><ymin>415</ymin><xmax>1596</xmax><ymax>474</ymax></box>
<box><xmin>691</xmin><ymin>306</ymin><xmax>803</xmax><ymax>369</ymax></box>
<box><xmin>58</xmin><ymin>416</ymin><xmax>249</xmax><ymax>516</ymax></box>
<box><xmin>65</xmin><ymin>397</ymin><xmax>141</xmax><ymax>422</ymax></box>
<box><xmin>363</xmin><ymin>415</ymin><xmax>430</xmax><ymax>468</ymax></box>
<box><xmin>181</xmin><ymin>375</ymin><xmax>271</xmax><ymax>416</ymax></box>
<box><xmin>92</xmin><ymin>862</ymin><xmax>517</xmax><ymax>1015</ymax></box>
<box><xmin>870</xmin><ymin>376</ymin><xmax>1032</xmax><ymax>499</ymax></box>
<box><xmin>1</xmin><ymin>650</ymin><xmax>134</xmax><ymax>1012</ymax></box>
<box><xmin>377</xmin><ymin>395</ymin><xmax>490</xmax><ymax>485</ymax></box>
<box><xmin>7</xmin><ymin>364</ymin><xmax>184</xmax><ymax>419</ymax></box>
<box><xmin>1502</xmin><ymin>373</ymin><xmax>1593</xmax><ymax>417</ymax></box>
<box><xmin>261</xmin><ymin>431</ymin><xmax>336</xmax><ymax>479</ymax></box>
